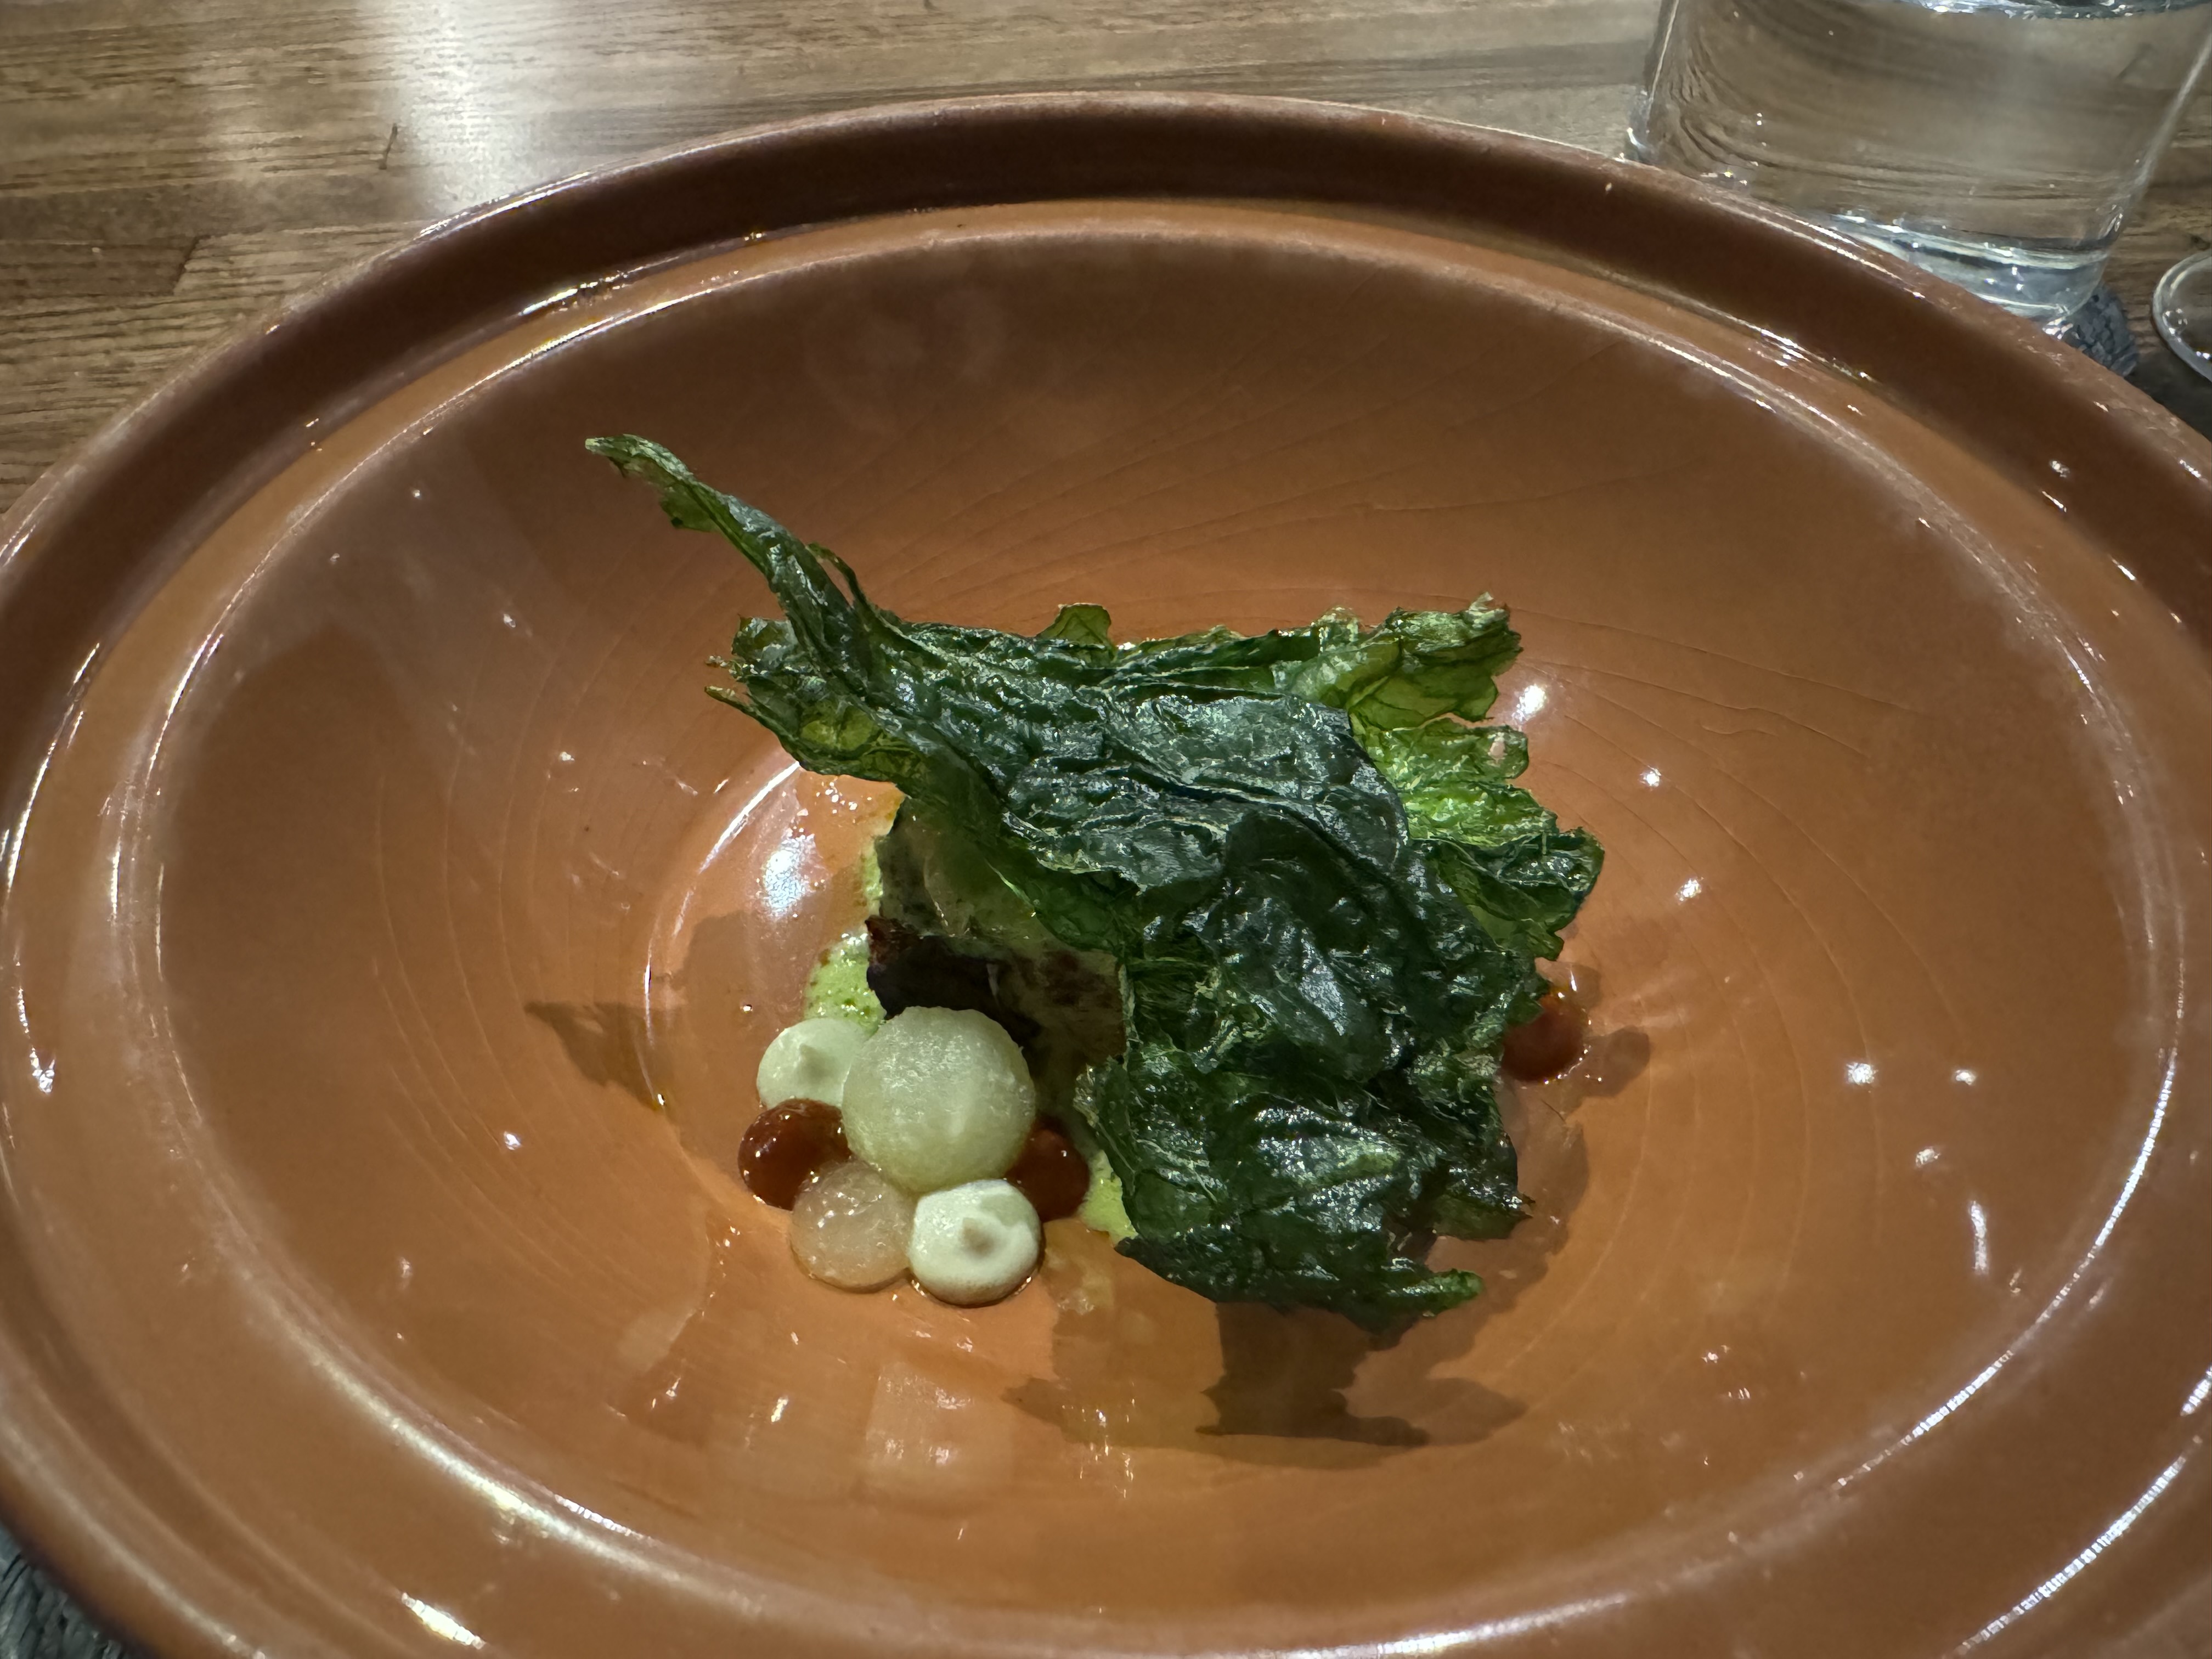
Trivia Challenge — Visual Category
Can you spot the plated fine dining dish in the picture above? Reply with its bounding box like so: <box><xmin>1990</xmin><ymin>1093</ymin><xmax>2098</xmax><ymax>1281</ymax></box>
<box><xmin>0</xmin><ymin>95</ymin><xmax>2205</xmax><ymax>1659</ymax></box>
<box><xmin>595</xmin><ymin>433</ymin><xmax>1605</xmax><ymax>1325</ymax></box>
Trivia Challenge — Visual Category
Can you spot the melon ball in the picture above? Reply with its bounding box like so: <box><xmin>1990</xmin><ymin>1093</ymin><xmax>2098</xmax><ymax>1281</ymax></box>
<box><xmin>908</xmin><ymin>1180</ymin><xmax>1042</xmax><ymax>1306</ymax></box>
<box><xmin>789</xmin><ymin>1161</ymin><xmax>915</xmax><ymax>1291</ymax></box>
<box><xmin>839</xmin><ymin>1007</ymin><xmax>1036</xmax><ymax>1194</ymax></box>
<box><xmin>757</xmin><ymin>1016</ymin><xmax>871</xmax><ymax>1109</ymax></box>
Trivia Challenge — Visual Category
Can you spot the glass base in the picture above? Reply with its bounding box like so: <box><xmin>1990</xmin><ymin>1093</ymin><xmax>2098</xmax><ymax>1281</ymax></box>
<box><xmin>2153</xmin><ymin>251</ymin><xmax>2212</xmax><ymax>385</ymax></box>
<box><xmin>1623</xmin><ymin>119</ymin><xmax>2113</xmax><ymax>331</ymax></box>
<box><xmin>1832</xmin><ymin>219</ymin><xmax>2107</xmax><ymax>330</ymax></box>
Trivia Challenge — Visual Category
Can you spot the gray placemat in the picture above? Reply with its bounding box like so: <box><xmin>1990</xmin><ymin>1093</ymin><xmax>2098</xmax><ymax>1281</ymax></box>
<box><xmin>2063</xmin><ymin>285</ymin><xmax>2140</xmax><ymax>377</ymax></box>
<box><xmin>0</xmin><ymin>1530</ymin><xmax>126</xmax><ymax>1659</ymax></box>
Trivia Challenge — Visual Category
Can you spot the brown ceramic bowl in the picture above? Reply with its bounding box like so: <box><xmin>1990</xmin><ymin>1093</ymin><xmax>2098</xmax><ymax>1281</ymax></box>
<box><xmin>0</xmin><ymin>94</ymin><xmax>2207</xmax><ymax>1659</ymax></box>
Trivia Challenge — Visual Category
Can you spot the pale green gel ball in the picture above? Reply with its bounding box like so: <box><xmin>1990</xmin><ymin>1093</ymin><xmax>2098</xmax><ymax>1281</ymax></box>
<box><xmin>839</xmin><ymin>1006</ymin><xmax>1036</xmax><ymax>1194</ymax></box>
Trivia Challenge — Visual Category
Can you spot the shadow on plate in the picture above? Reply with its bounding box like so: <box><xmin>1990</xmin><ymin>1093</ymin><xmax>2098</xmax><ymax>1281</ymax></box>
<box><xmin>1012</xmin><ymin>996</ymin><xmax>1646</xmax><ymax>1466</ymax></box>
<box><xmin>527</xmin><ymin>972</ymin><xmax>1648</xmax><ymax>1468</ymax></box>
<box><xmin>525</xmin><ymin>999</ymin><xmax>659</xmax><ymax>1109</ymax></box>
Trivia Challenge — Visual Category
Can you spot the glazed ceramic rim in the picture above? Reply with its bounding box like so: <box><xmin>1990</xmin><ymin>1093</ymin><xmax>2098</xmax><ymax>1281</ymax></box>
<box><xmin>0</xmin><ymin>92</ymin><xmax>2208</xmax><ymax>1659</ymax></box>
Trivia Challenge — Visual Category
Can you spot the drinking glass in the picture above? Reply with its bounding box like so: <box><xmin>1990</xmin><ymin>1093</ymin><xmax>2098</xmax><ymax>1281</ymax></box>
<box><xmin>1631</xmin><ymin>0</ymin><xmax>2212</xmax><ymax>331</ymax></box>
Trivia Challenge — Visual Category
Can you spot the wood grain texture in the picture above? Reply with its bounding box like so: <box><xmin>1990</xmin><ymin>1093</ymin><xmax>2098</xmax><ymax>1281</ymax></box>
<box><xmin>1</xmin><ymin>0</ymin><xmax>2207</xmax><ymax>514</ymax></box>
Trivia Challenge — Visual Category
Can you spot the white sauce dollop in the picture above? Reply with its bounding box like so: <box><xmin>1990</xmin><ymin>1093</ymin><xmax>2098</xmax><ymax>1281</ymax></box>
<box><xmin>757</xmin><ymin>1016</ymin><xmax>871</xmax><ymax>1108</ymax></box>
<box><xmin>907</xmin><ymin>1180</ymin><xmax>1041</xmax><ymax>1305</ymax></box>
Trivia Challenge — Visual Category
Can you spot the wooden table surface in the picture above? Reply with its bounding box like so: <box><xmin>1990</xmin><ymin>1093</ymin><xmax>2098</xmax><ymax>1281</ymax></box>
<box><xmin>2</xmin><ymin>0</ymin><xmax>2210</xmax><ymax>518</ymax></box>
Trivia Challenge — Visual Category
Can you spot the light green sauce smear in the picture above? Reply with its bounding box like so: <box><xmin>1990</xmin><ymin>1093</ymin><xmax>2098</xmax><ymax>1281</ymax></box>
<box><xmin>803</xmin><ymin>927</ymin><xmax>882</xmax><ymax>1028</ymax></box>
<box><xmin>1077</xmin><ymin>1154</ymin><xmax>1133</xmax><ymax>1242</ymax></box>
<box><xmin>802</xmin><ymin>843</ymin><xmax>885</xmax><ymax>1026</ymax></box>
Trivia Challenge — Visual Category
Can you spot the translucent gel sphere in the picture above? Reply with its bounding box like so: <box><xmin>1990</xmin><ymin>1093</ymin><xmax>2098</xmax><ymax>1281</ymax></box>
<box><xmin>788</xmin><ymin>1161</ymin><xmax>916</xmax><ymax>1291</ymax></box>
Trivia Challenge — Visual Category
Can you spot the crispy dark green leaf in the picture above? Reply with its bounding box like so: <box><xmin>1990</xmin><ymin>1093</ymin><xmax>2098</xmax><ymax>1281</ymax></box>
<box><xmin>592</xmin><ymin>434</ymin><xmax>1601</xmax><ymax>1325</ymax></box>
<box><xmin>1036</xmin><ymin>603</ymin><xmax>1114</xmax><ymax>653</ymax></box>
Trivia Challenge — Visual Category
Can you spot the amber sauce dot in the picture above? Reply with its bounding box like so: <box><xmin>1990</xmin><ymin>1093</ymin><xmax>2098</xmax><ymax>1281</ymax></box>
<box><xmin>1500</xmin><ymin>986</ymin><xmax>1589</xmax><ymax>1082</ymax></box>
<box><xmin>1005</xmin><ymin>1121</ymin><xmax>1088</xmax><ymax>1222</ymax></box>
<box><xmin>739</xmin><ymin>1099</ymin><xmax>849</xmax><ymax>1209</ymax></box>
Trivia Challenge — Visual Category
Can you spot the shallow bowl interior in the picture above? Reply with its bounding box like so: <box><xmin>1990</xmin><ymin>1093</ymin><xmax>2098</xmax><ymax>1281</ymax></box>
<box><xmin>0</xmin><ymin>99</ymin><xmax>2207</xmax><ymax>1659</ymax></box>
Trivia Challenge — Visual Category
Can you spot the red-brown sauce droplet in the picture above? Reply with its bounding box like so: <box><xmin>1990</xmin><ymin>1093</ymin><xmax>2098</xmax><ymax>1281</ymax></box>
<box><xmin>1501</xmin><ymin>986</ymin><xmax>1589</xmax><ymax>1082</ymax></box>
<box><xmin>1005</xmin><ymin>1121</ymin><xmax>1088</xmax><ymax>1222</ymax></box>
<box><xmin>739</xmin><ymin>1099</ymin><xmax>849</xmax><ymax>1209</ymax></box>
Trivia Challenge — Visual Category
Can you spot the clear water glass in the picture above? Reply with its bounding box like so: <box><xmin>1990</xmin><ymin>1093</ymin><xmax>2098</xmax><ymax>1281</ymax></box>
<box><xmin>1631</xmin><ymin>0</ymin><xmax>2212</xmax><ymax>330</ymax></box>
